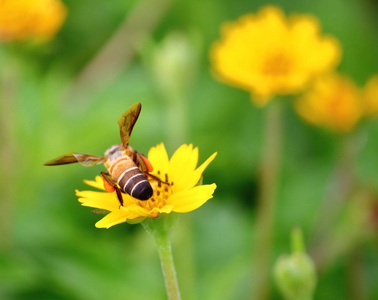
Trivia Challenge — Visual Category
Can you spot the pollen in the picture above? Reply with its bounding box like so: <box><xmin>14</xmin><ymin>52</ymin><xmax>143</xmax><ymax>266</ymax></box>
<box><xmin>76</xmin><ymin>143</ymin><xmax>217</xmax><ymax>228</ymax></box>
<box><xmin>262</xmin><ymin>52</ymin><xmax>293</xmax><ymax>77</ymax></box>
<box><xmin>137</xmin><ymin>174</ymin><xmax>173</xmax><ymax>213</ymax></box>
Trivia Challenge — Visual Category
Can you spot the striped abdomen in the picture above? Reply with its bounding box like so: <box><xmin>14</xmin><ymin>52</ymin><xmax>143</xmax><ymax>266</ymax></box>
<box><xmin>108</xmin><ymin>156</ymin><xmax>153</xmax><ymax>200</ymax></box>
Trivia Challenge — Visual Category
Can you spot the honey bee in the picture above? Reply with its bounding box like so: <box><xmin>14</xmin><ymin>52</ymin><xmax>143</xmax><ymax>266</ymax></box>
<box><xmin>44</xmin><ymin>102</ymin><xmax>158</xmax><ymax>205</ymax></box>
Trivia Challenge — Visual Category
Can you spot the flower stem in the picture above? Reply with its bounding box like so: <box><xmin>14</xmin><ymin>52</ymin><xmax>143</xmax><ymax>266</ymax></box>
<box><xmin>346</xmin><ymin>248</ymin><xmax>368</xmax><ymax>300</ymax></box>
<box><xmin>292</xmin><ymin>226</ymin><xmax>305</xmax><ymax>254</ymax></box>
<box><xmin>310</xmin><ymin>132</ymin><xmax>362</xmax><ymax>269</ymax></box>
<box><xmin>65</xmin><ymin>0</ymin><xmax>172</xmax><ymax>110</ymax></box>
<box><xmin>154</xmin><ymin>230</ymin><xmax>181</xmax><ymax>300</ymax></box>
<box><xmin>142</xmin><ymin>215</ymin><xmax>181</xmax><ymax>300</ymax></box>
<box><xmin>251</xmin><ymin>100</ymin><xmax>283</xmax><ymax>300</ymax></box>
<box><xmin>166</xmin><ymin>94</ymin><xmax>187</xmax><ymax>152</ymax></box>
<box><xmin>0</xmin><ymin>52</ymin><xmax>18</xmax><ymax>249</ymax></box>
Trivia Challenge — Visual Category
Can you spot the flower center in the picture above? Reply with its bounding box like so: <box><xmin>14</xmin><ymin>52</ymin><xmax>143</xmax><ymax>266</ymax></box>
<box><xmin>262</xmin><ymin>52</ymin><xmax>292</xmax><ymax>77</ymax></box>
<box><xmin>136</xmin><ymin>171</ymin><xmax>173</xmax><ymax>211</ymax></box>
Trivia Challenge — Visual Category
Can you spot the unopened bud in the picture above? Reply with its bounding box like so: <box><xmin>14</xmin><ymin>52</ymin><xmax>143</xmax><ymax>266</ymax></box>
<box><xmin>273</xmin><ymin>228</ymin><xmax>316</xmax><ymax>300</ymax></box>
<box><xmin>151</xmin><ymin>32</ymin><xmax>198</xmax><ymax>98</ymax></box>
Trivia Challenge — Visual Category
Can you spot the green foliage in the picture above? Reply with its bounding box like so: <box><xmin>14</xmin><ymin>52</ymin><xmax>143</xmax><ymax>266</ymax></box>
<box><xmin>0</xmin><ymin>0</ymin><xmax>377</xmax><ymax>299</ymax></box>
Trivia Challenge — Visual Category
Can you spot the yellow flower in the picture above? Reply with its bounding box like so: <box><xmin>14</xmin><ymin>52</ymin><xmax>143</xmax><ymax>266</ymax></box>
<box><xmin>210</xmin><ymin>6</ymin><xmax>341</xmax><ymax>106</ymax></box>
<box><xmin>362</xmin><ymin>75</ymin><xmax>378</xmax><ymax>118</ymax></box>
<box><xmin>295</xmin><ymin>73</ymin><xmax>362</xmax><ymax>133</ymax></box>
<box><xmin>76</xmin><ymin>144</ymin><xmax>217</xmax><ymax>228</ymax></box>
<box><xmin>0</xmin><ymin>0</ymin><xmax>67</xmax><ymax>42</ymax></box>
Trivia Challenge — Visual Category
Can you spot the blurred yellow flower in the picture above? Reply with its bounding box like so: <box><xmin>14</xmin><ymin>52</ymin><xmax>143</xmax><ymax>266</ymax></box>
<box><xmin>295</xmin><ymin>74</ymin><xmax>362</xmax><ymax>133</ymax></box>
<box><xmin>76</xmin><ymin>144</ymin><xmax>217</xmax><ymax>229</ymax></box>
<box><xmin>210</xmin><ymin>6</ymin><xmax>341</xmax><ymax>106</ymax></box>
<box><xmin>0</xmin><ymin>0</ymin><xmax>67</xmax><ymax>42</ymax></box>
<box><xmin>362</xmin><ymin>75</ymin><xmax>378</xmax><ymax>118</ymax></box>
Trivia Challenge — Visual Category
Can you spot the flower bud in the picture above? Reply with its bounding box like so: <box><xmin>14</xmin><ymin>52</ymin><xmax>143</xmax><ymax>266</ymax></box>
<box><xmin>151</xmin><ymin>32</ymin><xmax>198</xmax><ymax>98</ymax></box>
<box><xmin>273</xmin><ymin>228</ymin><xmax>316</xmax><ymax>300</ymax></box>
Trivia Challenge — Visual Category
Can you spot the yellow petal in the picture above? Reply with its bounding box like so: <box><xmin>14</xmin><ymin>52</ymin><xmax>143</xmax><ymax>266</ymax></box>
<box><xmin>210</xmin><ymin>5</ymin><xmax>341</xmax><ymax>104</ymax></box>
<box><xmin>95</xmin><ymin>211</ymin><xmax>129</xmax><ymax>229</ymax></box>
<box><xmin>128</xmin><ymin>204</ymin><xmax>152</xmax><ymax>217</ymax></box>
<box><xmin>363</xmin><ymin>74</ymin><xmax>378</xmax><ymax>117</ymax></box>
<box><xmin>290</xmin><ymin>14</ymin><xmax>320</xmax><ymax>40</ymax></box>
<box><xmin>295</xmin><ymin>73</ymin><xmax>362</xmax><ymax>132</ymax></box>
<box><xmin>128</xmin><ymin>205</ymin><xmax>161</xmax><ymax>218</ymax></box>
<box><xmin>256</xmin><ymin>6</ymin><xmax>288</xmax><ymax>42</ymax></box>
<box><xmin>0</xmin><ymin>0</ymin><xmax>67</xmax><ymax>42</ymax></box>
<box><xmin>158</xmin><ymin>205</ymin><xmax>175</xmax><ymax>214</ymax></box>
<box><xmin>168</xmin><ymin>184</ymin><xmax>217</xmax><ymax>213</ymax></box>
<box><xmin>147</xmin><ymin>207</ymin><xmax>163</xmax><ymax>217</ymax></box>
<box><xmin>76</xmin><ymin>190</ymin><xmax>119</xmax><ymax>211</ymax></box>
<box><xmin>83</xmin><ymin>176</ymin><xmax>105</xmax><ymax>191</ymax></box>
<box><xmin>77</xmin><ymin>143</ymin><xmax>217</xmax><ymax>227</ymax></box>
<box><xmin>174</xmin><ymin>152</ymin><xmax>217</xmax><ymax>192</ymax></box>
<box><xmin>148</xmin><ymin>143</ymin><xmax>169</xmax><ymax>176</ymax></box>
<box><xmin>168</xmin><ymin>144</ymin><xmax>198</xmax><ymax>184</ymax></box>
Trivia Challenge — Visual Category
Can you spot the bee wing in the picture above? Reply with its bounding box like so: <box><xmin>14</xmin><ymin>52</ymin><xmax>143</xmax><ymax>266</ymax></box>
<box><xmin>44</xmin><ymin>152</ymin><xmax>104</xmax><ymax>167</ymax></box>
<box><xmin>134</xmin><ymin>151</ymin><xmax>153</xmax><ymax>173</ymax></box>
<box><xmin>118</xmin><ymin>102</ymin><xmax>141</xmax><ymax>147</ymax></box>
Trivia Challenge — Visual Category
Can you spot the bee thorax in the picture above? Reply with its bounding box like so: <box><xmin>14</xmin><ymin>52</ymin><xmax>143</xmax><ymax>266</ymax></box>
<box><xmin>104</xmin><ymin>144</ymin><xmax>124</xmax><ymax>163</ymax></box>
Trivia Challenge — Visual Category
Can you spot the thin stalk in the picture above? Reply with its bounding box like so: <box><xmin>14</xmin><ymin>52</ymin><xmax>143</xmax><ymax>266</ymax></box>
<box><xmin>142</xmin><ymin>215</ymin><xmax>181</xmax><ymax>300</ymax></box>
<box><xmin>310</xmin><ymin>132</ymin><xmax>362</xmax><ymax>269</ymax></box>
<box><xmin>291</xmin><ymin>227</ymin><xmax>305</xmax><ymax>254</ymax></box>
<box><xmin>154</xmin><ymin>230</ymin><xmax>182</xmax><ymax>300</ymax></box>
<box><xmin>346</xmin><ymin>248</ymin><xmax>368</xmax><ymax>300</ymax></box>
<box><xmin>251</xmin><ymin>100</ymin><xmax>283</xmax><ymax>300</ymax></box>
<box><xmin>165</xmin><ymin>94</ymin><xmax>196</xmax><ymax>299</ymax></box>
<box><xmin>65</xmin><ymin>0</ymin><xmax>172</xmax><ymax>109</ymax></box>
<box><xmin>0</xmin><ymin>53</ymin><xmax>18</xmax><ymax>248</ymax></box>
<box><xmin>173</xmin><ymin>216</ymin><xmax>196</xmax><ymax>300</ymax></box>
<box><xmin>166</xmin><ymin>93</ymin><xmax>187</xmax><ymax>152</ymax></box>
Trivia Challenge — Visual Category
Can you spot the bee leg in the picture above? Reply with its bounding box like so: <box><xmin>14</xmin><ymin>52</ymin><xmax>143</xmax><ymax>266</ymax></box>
<box><xmin>133</xmin><ymin>151</ymin><xmax>154</xmax><ymax>173</ymax></box>
<box><xmin>145</xmin><ymin>173</ymin><xmax>170</xmax><ymax>185</ymax></box>
<box><xmin>100</xmin><ymin>171</ymin><xmax>124</xmax><ymax>206</ymax></box>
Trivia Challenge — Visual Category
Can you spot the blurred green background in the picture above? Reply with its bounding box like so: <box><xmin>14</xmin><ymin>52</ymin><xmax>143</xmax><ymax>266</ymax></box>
<box><xmin>0</xmin><ymin>0</ymin><xmax>377</xmax><ymax>299</ymax></box>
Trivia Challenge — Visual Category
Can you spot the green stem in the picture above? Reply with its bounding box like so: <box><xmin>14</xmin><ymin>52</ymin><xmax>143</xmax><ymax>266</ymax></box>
<box><xmin>251</xmin><ymin>100</ymin><xmax>283</xmax><ymax>300</ymax></box>
<box><xmin>164</xmin><ymin>85</ymin><xmax>194</xmax><ymax>300</ymax></box>
<box><xmin>310</xmin><ymin>132</ymin><xmax>362</xmax><ymax>269</ymax></box>
<box><xmin>65</xmin><ymin>0</ymin><xmax>172</xmax><ymax>110</ymax></box>
<box><xmin>291</xmin><ymin>227</ymin><xmax>305</xmax><ymax>254</ymax></box>
<box><xmin>166</xmin><ymin>93</ymin><xmax>187</xmax><ymax>152</ymax></box>
<box><xmin>142</xmin><ymin>215</ymin><xmax>181</xmax><ymax>300</ymax></box>
<box><xmin>0</xmin><ymin>51</ymin><xmax>18</xmax><ymax>249</ymax></box>
<box><xmin>346</xmin><ymin>248</ymin><xmax>368</xmax><ymax>300</ymax></box>
<box><xmin>154</xmin><ymin>230</ymin><xmax>181</xmax><ymax>300</ymax></box>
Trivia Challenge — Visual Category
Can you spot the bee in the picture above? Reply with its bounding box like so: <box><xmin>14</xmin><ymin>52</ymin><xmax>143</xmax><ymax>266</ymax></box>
<box><xmin>44</xmin><ymin>102</ymin><xmax>157</xmax><ymax>205</ymax></box>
